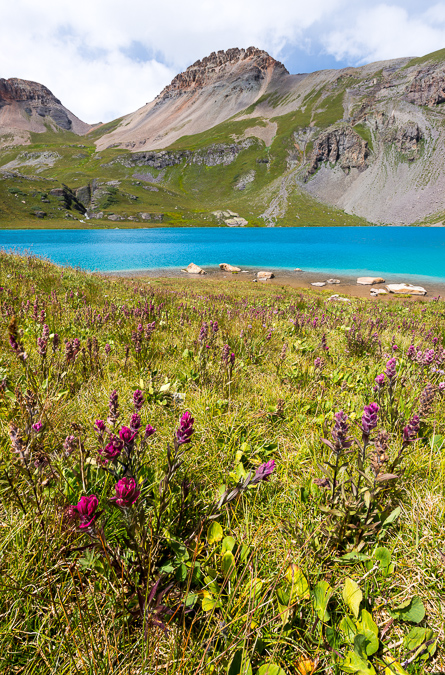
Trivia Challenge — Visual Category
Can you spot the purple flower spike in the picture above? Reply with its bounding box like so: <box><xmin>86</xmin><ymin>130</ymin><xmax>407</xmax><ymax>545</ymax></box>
<box><xmin>99</xmin><ymin>435</ymin><xmax>123</xmax><ymax>462</ymax></box>
<box><xmin>94</xmin><ymin>419</ymin><xmax>106</xmax><ymax>433</ymax></box>
<box><xmin>361</xmin><ymin>402</ymin><xmax>379</xmax><ymax>436</ymax></box>
<box><xmin>403</xmin><ymin>415</ymin><xmax>420</xmax><ymax>444</ymax></box>
<box><xmin>74</xmin><ymin>494</ymin><xmax>99</xmax><ymax>529</ymax></box>
<box><xmin>176</xmin><ymin>411</ymin><xmax>194</xmax><ymax>445</ymax></box>
<box><xmin>110</xmin><ymin>477</ymin><xmax>140</xmax><ymax>507</ymax></box>
<box><xmin>332</xmin><ymin>411</ymin><xmax>352</xmax><ymax>452</ymax></box>
<box><xmin>130</xmin><ymin>414</ymin><xmax>141</xmax><ymax>432</ymax></box>
<box><xmin>385</xmin><ymin>357</ymin><xmax>397</xmax><ymax>382</ymax></box>
<box><xmin>32</xmin><ymin>421</ymin><xmax>43</xmax><ymax>432</ymax></box>
<box><xmin>119</xmin><ymin>426</ymin><xmax>138</xmax><ymax>445</ymax></box>
<box><xmin>133</xmin><ymin>389</ymin><xmax>145</xmax><ymax>411</ymax></box>
<box><xmin>439</xmin><ymin>382</ymin><xmax>445</xmax><ymax>391</ymax></box>
<box><xmin>252</xmin><ymin>459</ymin><xmax>276</xmax><ymax>484</ymax></box>
<box><xmin>375</xmin><ymin>373</ymin><xmax>385</xmax><ymax>387</ymax></box>
<box><xmin>144</xmin><ymin>424</ymin><xmax>156</xmax><ymax>439</ymax></box>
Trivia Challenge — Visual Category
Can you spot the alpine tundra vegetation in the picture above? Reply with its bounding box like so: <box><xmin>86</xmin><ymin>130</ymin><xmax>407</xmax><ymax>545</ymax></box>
<box><xmin>0</xmin><ymin>251</ymin><xmax>443</xmax><ymax>673</ymax></box>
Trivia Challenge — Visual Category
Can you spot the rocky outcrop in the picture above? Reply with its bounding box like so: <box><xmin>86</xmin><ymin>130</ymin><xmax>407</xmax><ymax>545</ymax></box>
<box><xmin>306</xmin><ymin>127</ymin><xmax>369</xmax><ymax>177</ymax></box>
<box><xmin>0</xmin><ymin>78</ymin><xmax>91</xmax><ymax>138</ymax></box>
<box><xmin>386</xmin><ymin>283</ymin><xmax>427</xmax><ymax>295</ymax></box>
<box><xmin>381</xmin><ymin>119</ymin><xmax>423</xmax><ymax>158</ymax></box>
<box><xmin>157</xmin><ymin>47</ymin><xmax>288</xmax><ymax>102</ymax></box>
<box><xmin>357</xmin><ymin>277</ymin><xmax>385</xmax><ymax>285</ymax></box>
<box><xmin>405</xmin><ymin>67</ymin><xmax>445</xmax><ymax>106</ymax></box>
<box><xmin>257</xmin><ymin>271</ymin><xmax>274</xmax><ymax>279</ymax></box>
<box><xmin>219</xmin><ymin>263</ymin><xmax>241</xmax><ymax>272</ymax></box>
<box><xmin>106</xmin><ymin>139</ymin><xmax>256</xmax><ymax>170</ymax></box>
<box><xmin>49</xmin><ymin>185</ymin><xmax>86</xmax><ymax>214</ymax></box>
<box><xmin>182</xmin><ymin>263</ymin><xmax>206</xmax><ymax>275</ymax></box>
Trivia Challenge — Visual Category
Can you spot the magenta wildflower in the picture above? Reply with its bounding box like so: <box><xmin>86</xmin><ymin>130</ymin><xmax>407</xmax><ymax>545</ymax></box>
<box><xmin>110</xmin><ymin>477</ymin><xmax>140</xmax><ymax>507</ymax></box>
<box><xmin>176</xmin><ymin>411</ymin><xmax>194</xmax><ymax>445</ymax></box>
<box><xmin>94</xmin><ymin>419</ymin><xmax>106</xmax><ymax>433</ymax></box>
<box><xmin>251</xmin><ymin>459</ymin><xmax>276</xmax><ymax>484</ymax></box>
<box><xmin>332</xmin><ymin>411</ymin><xmax>352</xmax><ymax>452</ymax></box>
<box><xmin>144</xmin><ymin>424</ymin><xmax>156</xmax><ymax>439</ymax></box>
<box><xmin>361</xmin><ymin>403</ymin><xmax>379</xmax><ymax>436</ymax></box>
<box><xmin>375</xmin><ymin>373</ymin><xmax>385</xmax><ymax>387</ymax></box>
<box><xmin>133</xmin><ymin>389</ymin><xmax>145</xmax><ymax>411</ymax></box>
<box><xmin>99</xmin><ymin>435</ymin><xmax>123</xmax><ymax>462</ymax></box>
<box><xmin>63</xmin><ymin>435</ymin><xmax>77</xmax><ymax>457</ymax></box>
<box><xmin>403</xmin><ymin>415</ymin><xmax>420</xmax><ymax>444</ymax></box>
<box><xmin>439</xmin><ymin>382</ymin><xmax>445</xmax><ymax>391</ymax></box>
<box><xmin>74</xmin><ymin>494</ymin><xmax>99</xmax><ymax>529</ymax></box>
<box><xmin>130</xmin><ymin>414</ymin><xmax>141</xmax><ymax>432</ymax></box>
<box><xmin>32</xmin><ymin>421</ymin><xmax>43</xmax><ymax>432</ymax></box>
<box><xmin>385</xmin><ymin>357</ymin><xmax>397</xmax><ymax>382</ymax></box>
<box><xmin>119</xmin><ymin>426</ymin><xmax>137</xmax><ymax>444</ymax></box>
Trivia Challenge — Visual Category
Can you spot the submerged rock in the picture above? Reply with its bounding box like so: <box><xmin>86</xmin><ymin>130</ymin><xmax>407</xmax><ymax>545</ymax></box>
<box><xmin>219</xmin><ymin>263</ymin><xmax>241</xmax><ymax>272</ymax></box>
<box><xmin>357</xmin><ymin>277</ymin><xmax>386</xmax><ymax>285</ymax></box>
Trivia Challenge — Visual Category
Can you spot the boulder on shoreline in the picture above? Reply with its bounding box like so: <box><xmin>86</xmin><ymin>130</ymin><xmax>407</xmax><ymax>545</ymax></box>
<box><xmin>370</xmin><ymin>288</ymin><xmax>388</xmax><ymax>296</ymax></box>
<box><xmin>311</xmin><ymin>281</ymin><xmax>326</xmax><ymax>287</ymax></box>
<box><xmin>182</xmin><ymin>262</ymin><xmax>206</xmax><ymax>275</ymax></box>
<box><xmin>357</xmin><ymin>276</ymin><xmax>386</xmax><ymax>285</ymax></box>
<box><xmin>326</xmin><ymin>278</ymin><xmax>341</xmax><ymax>284</ymax></box>
<box><xmin>386</xmin><ymin>283</ymin><xmax>426</xmax><ymax>295</ymax></box>
<box><xmin>257</xmin><ymin>271</ymin><xmax>274</xmax><ymax>279</ymax></box>
<box><xmin>219</xmin><ymin>263</ymin><xmax>241</xmax><ymax>272</ymax></box>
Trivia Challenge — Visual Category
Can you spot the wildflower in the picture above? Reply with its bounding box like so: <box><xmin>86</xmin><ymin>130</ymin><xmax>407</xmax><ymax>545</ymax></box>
<box><xmin>321</xmin><ymin>333</ymin><xmax>329</xmax><ymax>352</ymax></box>
<box><xmin>375</xmin><ymin>373</ymin><xmax>385</xmax><ymax>387</ymax></box>
<box><xmin>251</xmin><ymin>459</ymin><xmax>276</xmax><ymax>484</ymax></box>
<box><xmin>176</xmin><ymin>411</ymin><xmax>194</xmax><ymax>445</ymax></box>
<box><xmin>74</xmin><ymin>495</ymin><xmax>99</xmax><ymax>529</ymax></box>
<box><xmin>230</xmin><ymin>352</ymin><xmax>235</xmax><ymax>366</ymax></box>
<box><xmin>32</xmin><ymin>421</ymin><xmax>43</xmax><ymax>432</ymax></box>
<box><xmin>63</xmin><ymin>435</ymin><xmax>77</xmax><ymax>457</ymax></box>
<box><xmin>314</xmin><ymin>357</ymin><xmax>323</xmax><ymax>370</ymax></box>
<box><xmin>99</xmin><ymin>435</ymin><xmax>123</xmax><ymax>462</ymax></box>
<box><xmin>129</xmin><ymin>414</ymin><xmax>141</xmax><ymax>432</ymax></box>
<box><xmin>107</xmin><ymin>389</ymin><xmax>119</xmax><ymax>427</ymax></box>
<box><xmin>221</xmin><ymin>344</ymin><xmax>230</xmax><ymax>364</ymax></box>
<box><xmin>110</xmin><ymin>477</ymin><xmax>140</xmax><ymax>507</ymax></box>
<box><xmin>417</xmin><ymin>383</ymin><xmax>436</xmax><ymax>418</ymax></box>
<box><xmin>144</xmin><ymin>424</ymin><xmax>156</xmax><ymax>439</ymax></box>
<box><xmin>133</xmin><ymin>389</ymin><xmax>144</xmax><ymax>411</ymax></box>
<box><xmin>439</xmin><ymin>382</ymin><xmax>445</xmax><ymax>391</ymax></box>
<box><xmin>94</xmin><ymin>419</ymin><xmax>106</xmax><ymax>433</ymax></box>
<box><xmin>198</xmin><ymin>322</ymin><xmax>208</xmax><ymax>344</ymax></box>
<box><xmin>37</xmin><ymin>336</ymin><xmax>47</xmax><ymax>358</ymax></box>
<box><xmin>332</xmin><ymin>411</ymin><xmax>352</xmax><ymax>452</ymax></box>
<box><xmin>385</xmin><ymin>357</ymin><xmax>397</xmax><ymax>382</ymax></box>
<box><xmin>370</xmin><ymin>429</ymin><xmax>389</xmax><ymax>477</ymax></box>
<box><xmin>52</xmin><ymin>333</ymin><xmax>59</xmax><ymax>352</ymax></box>
<box><xmin>119</xmin><ymin>426</ymin><xmax>138</xmax><ymax>445</ymax></box>
<box><xmin>361</xmin><ymin>403</ymin><xmax>379</xmax><ymax>436</ymax></box>
<box><xmin>104</xmin><ymin>343</ymin><xmax>111</xmax><ymax>355</ymax></box>
<box><xmin>42</xmin><ymin>324</ymin><xmax>50</xmax><ymax>340</ymax></box>
<box><xmin>403</xmin><ymin>415</ymin><xmax>420</xmax><ymax>444</ymax></box>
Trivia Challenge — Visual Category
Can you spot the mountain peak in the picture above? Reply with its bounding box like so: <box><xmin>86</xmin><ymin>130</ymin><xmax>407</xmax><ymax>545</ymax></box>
<box><xmin>157</xmin><ymin>46</ymin><xmax>288</xmax><ymax>101</ymax></box>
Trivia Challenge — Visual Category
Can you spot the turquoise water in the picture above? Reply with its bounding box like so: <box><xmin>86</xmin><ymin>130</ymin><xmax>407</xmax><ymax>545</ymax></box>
<box><xmin>1</xmin><ymin>227</ymin><xmax>445</xmax><ymax>281</ymax></box>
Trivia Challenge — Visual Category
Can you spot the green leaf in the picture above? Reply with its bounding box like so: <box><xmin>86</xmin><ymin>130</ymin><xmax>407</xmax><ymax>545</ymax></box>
<box><xmin>403</xmin><ymin>627</ymin><xmax>432</xmax><ymax>651</ymax></box>
<box><xmin>381</xmin><ymin>507</ymin><xmax>401</xmax><ymax>528</ymax></box>
<box><xmin>357</xmin><ymin>609</ymin><xmax>378</xmax><ymax>637</ymax></box>
<box><xmin>207</xmin><ymin>521</ymin><xmax>223</xmax><ymax>544</ymax></box>
<box><xmin>341</xmin><ymin>650</ymin><xmax>376</xmax><ymax>674</ymax></box>
<box><xmin>343</xmin><ymin>578</ymin><xmax>363</xmax><ymax>619</ymax></box>
<box><xmin>312</xmin><ymin>580</ymin><xmax>332</xmax><ymax>622</ymax></box>
<box><xmin>222</xmin><ymin>536</ymin><xmax>236</xmax><ymax>552</ymax></box>
<box><xmin>202</xmin><ymin>596</ymin><xmax>222</xmax><ymax>612</ymax></box>
<box><xmin>221</xmin><ymin>551</ymin><xmax>237</xmax><ymax>581</ymax></box>
<box><xmin>339</xmin><ymin>615</ymin><xmax>358</xmax><ymax>643</ymax></box>
<box><xmin>354</xmin><ymin>631</ymin><xmax>379</xmax><ymax>658</ymax></box>
<box><xmin>374</xmin><ymin>547</ymin><xmax>391</xmax><ymax>574</ymax></box>
<box><xmin>389</xmin><ymin>596</ymin><xmax>425</xmax><ymax>623</ymax></box>
<box><xmin>227</xmin><ymin>650</ymin><xmax>252</xmax><ymax>675</ymax></box>
<box><xmin>257</xmin><ymin>664</ymin><xmax>286</xmax><ymax>675</ymax></box>
<box><xmin>285</xmin><ymin>565</ymin><xmax>310</xmax><ymax>599</ymax></box>
<box><xmin>175</xmin><ymin>563</ymin><xmax>187</xmax><ymax>582</ymax></box>
<box><xmin>378</xmin><ymin>655</ymin><xmax>408</xmax><ymax>675</ymax></box>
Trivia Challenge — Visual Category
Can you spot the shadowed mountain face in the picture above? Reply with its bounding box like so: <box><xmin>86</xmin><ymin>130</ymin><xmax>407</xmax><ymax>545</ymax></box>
<box><xmin>0</xmin><ymin>78</ymin><xmax>92</xmax><ymax>146</ymax></box>
<box><xmin>3</xmin><ymin>48</ymin><xmax>445</xmax><ymax>227</ymax></box>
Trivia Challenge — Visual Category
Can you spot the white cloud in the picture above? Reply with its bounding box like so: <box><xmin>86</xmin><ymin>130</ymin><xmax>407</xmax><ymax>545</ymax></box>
<box><xmin>1</xmin><ymin>0</ymin><xmax>445</xmax><ymax>122</ymax></box>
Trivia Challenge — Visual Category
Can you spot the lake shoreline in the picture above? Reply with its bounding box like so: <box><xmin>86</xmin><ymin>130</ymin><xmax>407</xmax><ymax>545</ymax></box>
<box><xmin>105</xmin><ymin>267</ymin><xmax>445</xmax><ymax>299</ymax></box>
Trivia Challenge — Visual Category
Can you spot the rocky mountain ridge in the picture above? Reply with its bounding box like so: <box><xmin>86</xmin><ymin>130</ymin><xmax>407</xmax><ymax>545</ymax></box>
<box><xmin>3</xmin><ymin>47</ymin><xmax>445</xmax><ymax>226</ymax></box>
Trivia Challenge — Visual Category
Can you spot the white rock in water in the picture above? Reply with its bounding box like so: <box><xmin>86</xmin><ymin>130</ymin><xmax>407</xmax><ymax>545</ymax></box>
<box><xmin>386</xmin><ymin>283</ymin><xmax>427</xmax><ymax>295</ymax></box>
<box><xmin>182</xmin><ymin>263</ymin><xmax>206</xmax><ymax>275</ymax></box>
<box><xmin>357</xmin><ymin>276</ymin><xmax>386</xmax><ymax>285</ymax></box>
<box><xmin>219</xmin><ymin>263</ymin><xmax>241</xmax><ymax>272</ymax></box>
<box><xmin>326</xmin><ymin>279</ymin><xmax>341</xmax><ymax>284</ymax></box>
<box><xmin>311</xmin><ymin>282</ymin><xmax>326</xmax><ymax>287</ymax></box>
<box><xmin>257</xmin><ymin>271</ymin><xmax>275</xmax><ymax>279</ymax></box>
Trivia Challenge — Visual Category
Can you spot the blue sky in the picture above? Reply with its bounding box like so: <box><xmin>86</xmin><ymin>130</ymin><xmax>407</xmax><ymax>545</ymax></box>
<box><xmin>1</xmin><ymin>0</ymin><xmax>445</xmax><ymax>123</ymax></box>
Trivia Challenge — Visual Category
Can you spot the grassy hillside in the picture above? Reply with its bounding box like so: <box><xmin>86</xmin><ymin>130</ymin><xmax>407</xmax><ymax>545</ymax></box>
<box><xmin>0</xmin><ymin>251</ymin><xmax>443</xmax><ymax>673</ymax></box>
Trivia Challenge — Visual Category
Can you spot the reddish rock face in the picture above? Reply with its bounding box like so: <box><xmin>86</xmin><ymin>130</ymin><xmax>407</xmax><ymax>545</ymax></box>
<box><xmin>157</xmin><ymin>46</ymin><xmax>288</xmax><ymax>100</ymax></box>
<box><xmin>0</xmin><ymin>78</ymin><xmax>61</xmax><ymax>105</ymax></box>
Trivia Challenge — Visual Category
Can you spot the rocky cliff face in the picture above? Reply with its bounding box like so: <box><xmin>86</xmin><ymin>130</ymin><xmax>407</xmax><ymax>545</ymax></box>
<box><xmin>0</xmin><ymin>78</ymin><xmax>91</xmax><ymax>145</ymax></box>
<box><xmin>306</xmin><ymin>128</ymin><xmax>369</xmax><ymax>177</ymax></box>
<box><xmin>96</xmin><ymin>47</ymin><xmax>289</xmax><ymax>151</ymax></box>
<box><xmin>157</xmin><ymin>47</ymin><xmax>288</xmax><ymax>101</ymax></box>
<box><xmin>405</xmin><ymin>67</ymin><xmax>445</xmax><ymax>106</ymax></box>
